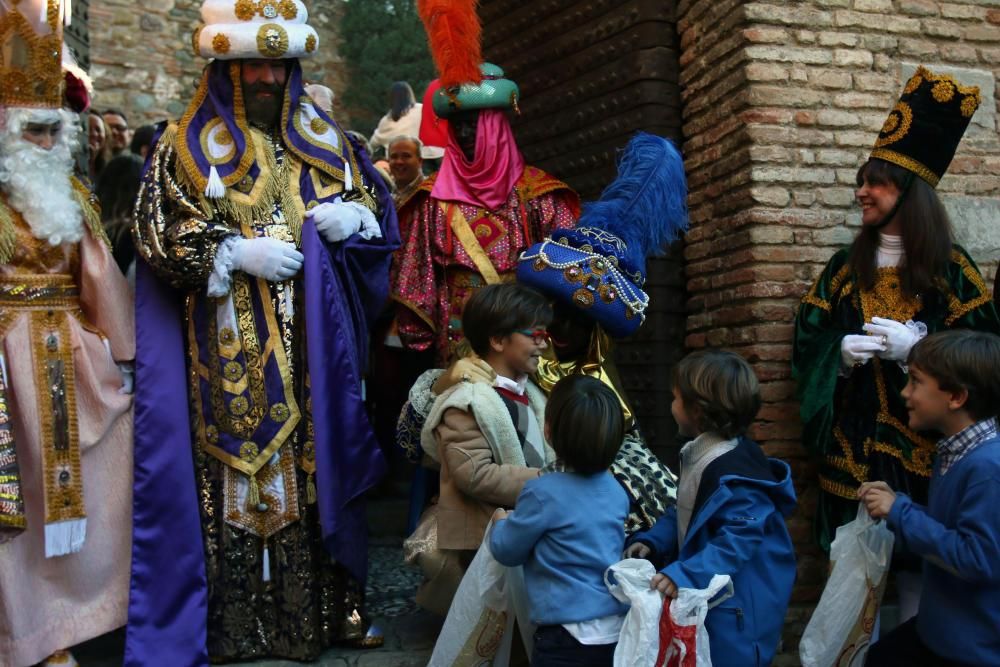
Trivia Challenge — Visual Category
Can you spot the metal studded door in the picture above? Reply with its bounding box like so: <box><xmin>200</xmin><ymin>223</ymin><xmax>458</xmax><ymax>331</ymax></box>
<box><xmin>481</xmin><ymin>0</ymin><xmax>687</xmax><ymax>466</ymax></box>
<box><xmin>64</xmin><ymin>0</ymin><xmax>89</xmax><ymax>69</ymax></box>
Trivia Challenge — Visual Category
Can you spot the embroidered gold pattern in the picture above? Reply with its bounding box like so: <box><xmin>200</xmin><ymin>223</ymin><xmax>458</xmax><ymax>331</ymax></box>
<box><xmin>257</xmin><ymin>23</ymin><xmax>289</xmax><ymax>58</ymax></box>
<box><xmin>931</xmin><ymin>80</ymin><xmax>954</xmax><ymax>103</ymax></box>
<box><xmin>0</xmin><ymin>0</ymin><xmax>64</xmax><ymax>109</ymax></box>
<box><xmin>309</xmin><ymin>117</ymin><xmax>328</xmax><ymax>135</ymax></box>
<box><xmin>212</xmin><ymin>33</ymin><xmax>231</xmax><ymax>54</ymax></box>
<box><xmin>868</xmin><ymin>149</ymin><xmax>939</xmax><ymax>187</ymax></box>
<box><xmin>31</xmin><ymin>310</ymin><xmax>85</xmax><ymax>525</ymax></box>
<box><xmin>875</xmin><ymin>102</ymin><xmax>913</xmax><ymax>148</ymax></box>
<box><xmin>305</xmin><ymin>33</ymin><xmax>317</xmax><ymax>52</ymax></box>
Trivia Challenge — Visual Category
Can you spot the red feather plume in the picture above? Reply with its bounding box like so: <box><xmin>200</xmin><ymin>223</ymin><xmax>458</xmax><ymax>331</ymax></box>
<box><xmin>417</xmin><ymin>0</ymin><xmax>483</xmax><ymax>88</ymax></box>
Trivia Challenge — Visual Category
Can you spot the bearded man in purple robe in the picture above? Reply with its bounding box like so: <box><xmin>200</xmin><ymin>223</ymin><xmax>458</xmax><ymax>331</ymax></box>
<box><xmin>126</xmin><ymin>2</ymin><xmax>398</xmax><ymax>664</ymax></box>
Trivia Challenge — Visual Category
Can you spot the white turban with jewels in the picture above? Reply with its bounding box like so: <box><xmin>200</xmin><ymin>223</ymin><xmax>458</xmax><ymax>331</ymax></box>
<box><xmin>193</xmin><ymin>0</ymin><xmax>319</xmax><ymax>60</ymax></box>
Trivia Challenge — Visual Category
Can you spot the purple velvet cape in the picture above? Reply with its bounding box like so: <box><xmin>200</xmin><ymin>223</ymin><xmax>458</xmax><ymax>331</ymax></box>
<box><xmin>124</xmin><ymin>72</ymin><xmax>399</xmax><ymax>667</ymax></box>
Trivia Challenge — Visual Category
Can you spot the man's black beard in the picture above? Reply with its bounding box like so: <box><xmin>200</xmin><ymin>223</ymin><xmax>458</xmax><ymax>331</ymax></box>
<box><xmin>244</xmin><ymin>82</ymin><xmax>284</xmax><ymax>129</ymax></box>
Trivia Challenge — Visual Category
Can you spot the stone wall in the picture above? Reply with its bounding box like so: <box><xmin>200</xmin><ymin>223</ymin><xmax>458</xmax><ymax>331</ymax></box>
<box><xmin>87</xmin><ymin>0</ymin><xmax>350</xmax><ymax>127</ymax></box>
<box><xmin>676</xmin><ymin>0</ymin><xmax>1000</xmax><ymax>658</ymax></box>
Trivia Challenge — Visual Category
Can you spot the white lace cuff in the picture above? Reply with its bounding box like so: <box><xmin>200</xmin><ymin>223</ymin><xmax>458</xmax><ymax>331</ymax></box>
<box><xmin>343</xmin><ymin>200</ymin><xmax>382</xmax><ymax>240</ymax></box>
<box><xmin>408</xmin><ymin>369</ymin><xmax>444</xmax><ymax>420</ymax></box>
<box><xmin>207</xmin><ymin>236</ymin><xmax>242</xmax><ymax>297</ymax></box>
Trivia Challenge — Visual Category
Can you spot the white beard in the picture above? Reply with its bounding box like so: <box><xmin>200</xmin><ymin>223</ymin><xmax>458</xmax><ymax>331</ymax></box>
<box><xmin>0</xmin><ymin>113</ymin><xmax>84</xmax><ymax>246</ymax></box>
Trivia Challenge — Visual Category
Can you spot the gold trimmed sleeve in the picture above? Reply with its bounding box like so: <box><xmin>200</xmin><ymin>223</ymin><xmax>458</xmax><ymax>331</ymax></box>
<box><xmin>134</xmin><ymin>126</ymin><xmax>237</xmax><ymax>290</ymax></box>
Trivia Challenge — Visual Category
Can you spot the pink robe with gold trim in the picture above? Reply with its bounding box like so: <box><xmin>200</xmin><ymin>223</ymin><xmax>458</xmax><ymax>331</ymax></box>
<box><xmin>0</xmin><ymin>196</ymin><xmax>133</xmax><ymax>667</ymax></box>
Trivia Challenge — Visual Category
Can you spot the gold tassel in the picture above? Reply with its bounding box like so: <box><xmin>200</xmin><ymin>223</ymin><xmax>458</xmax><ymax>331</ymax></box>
<box><xmin>247</xmin><ymin>473</ymin><xmax>261</xmax><ymax>511</ymax></box>
<box><xmin>306</xmin><ymin>472</ymin><xmax>317</xmax><ymax>505</ymax></box>
<box><xmin>0</xmin><ymin>203</ymin><xmax>16</xmax><ymax>265</ymax></box>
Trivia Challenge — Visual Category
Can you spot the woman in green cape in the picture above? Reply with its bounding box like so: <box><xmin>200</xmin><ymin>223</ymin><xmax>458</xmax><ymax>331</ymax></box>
<box><xmin>793</xmin><ymin>67</ymin><xmax>1000</xmax><ymax>621</ymax></box>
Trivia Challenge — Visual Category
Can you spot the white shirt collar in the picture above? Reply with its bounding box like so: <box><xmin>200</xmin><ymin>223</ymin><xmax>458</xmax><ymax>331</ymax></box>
<box><xmin>493</xmin><ymin>374</ymin><xmax>528</xmax><ymax>396</ymax></box>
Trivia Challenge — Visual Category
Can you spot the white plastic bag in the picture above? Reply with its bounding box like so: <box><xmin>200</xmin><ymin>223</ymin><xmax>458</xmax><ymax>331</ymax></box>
<box><xmin>428</xmin><ymin>524</ymin><xmax>534</xmax><ymax>667</ymax></box>
<box><xmin>800</xmin><ymin>505</ymin><xmax>895</xmax><ymax>667</ymax></box>
<box><xmin>606</xmin><ymin>559</ymin><xmax>664</xmax><ymax>667</ymax></box>
<box><xmin>658</xmin><ymin>574</ymin><xmax>733</xmax><ymax>667</ymax></box>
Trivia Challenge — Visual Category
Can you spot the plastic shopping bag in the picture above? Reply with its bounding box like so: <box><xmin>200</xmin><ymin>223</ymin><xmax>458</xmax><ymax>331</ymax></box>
<box><xmin>656</xmin><ymin>574</ymin><xmax>733</xmax><ymax>667</ymax></box>
<box><xmin>428</xmin><ymin>524</ymin><xmax>533</xmax><ymax>667</ymax></box>
<box><xmin>606</xmin><ymin>559</ymin><xmax>664</xmax><ymax>667</ymax></box>
<box><xmin>800</xmin><ymin>505</ymin><xmax>895</xmax><ymax>667</ymax></box>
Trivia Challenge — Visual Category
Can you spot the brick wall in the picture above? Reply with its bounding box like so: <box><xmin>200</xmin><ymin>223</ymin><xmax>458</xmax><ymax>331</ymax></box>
<box><xmin>87</xmin><ymin>0</ymin><xmax>350</xmax><ymax>128</ymax></box>
<box><xmin>676</xmin><ymin>0</ymin><xmax>1000</xmax><ymax>660</ymax></box>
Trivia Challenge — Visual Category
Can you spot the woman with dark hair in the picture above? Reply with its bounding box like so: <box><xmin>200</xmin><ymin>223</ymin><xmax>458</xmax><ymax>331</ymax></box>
<box><xmin>794</xmin><ymin>68</ymin><xmax>1000</xmax><ymax>622</ymax></box>
<box><xmin>95</xmin><ymin>152</ymin><xmax>144</xmax><ymax>277</ymax></box>
<box><xmin>369</xmin><ymin>81</ymin><xmax>423</xmax><ymax>157</ymax></box>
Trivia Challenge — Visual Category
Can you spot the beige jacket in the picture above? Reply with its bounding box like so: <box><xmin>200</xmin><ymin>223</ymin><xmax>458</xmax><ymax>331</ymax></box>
<box><xmin>422</xmin><ymin>381</ymin><xmax>553</xmax><ymax>551</ymax></box>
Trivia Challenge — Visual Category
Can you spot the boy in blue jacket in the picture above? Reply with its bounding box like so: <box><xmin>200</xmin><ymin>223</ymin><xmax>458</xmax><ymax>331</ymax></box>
<box><xmin>861</xmin><ymin>330</ymin><xmax>1000</xmax><ymax>667</ymax></box>
<box><xmin>490</xmin><ymin>375</ymin><xmax>630</xmax><ymax>666</ymax></box>
<box><xmin>625</xmin><ymin>349</ymin><xmax>797</xmax><ymax>666</ymax></box>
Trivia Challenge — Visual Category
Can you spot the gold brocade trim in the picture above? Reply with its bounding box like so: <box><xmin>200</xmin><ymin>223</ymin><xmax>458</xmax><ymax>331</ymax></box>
<box><xmin>868</xmin><ymin>439</ymin><xmax>933</xmax><ymax>479</ymax></box>
<box><xmin>946</xmin><ymin>293</ymin><xmax>991</xmax><ymax>326</ymax></box>
<box><xmin>801</xmin><ymin>264</ymin><xmax>851</xmax><ymax>313</ymax></box>
<box><xmin>938</xmin><ymin>250</ymin><xmax>990</xmax><ymax>326</ymax></box>
<box><xmin>282</xmin><ymin>95</ymin><xmax>368</xmax><ymax>202</ymax></box>
<box><xmin>31</xmin><ymin>311</ymin><xmax>85</xmax><ymax>525</ymax></box>
<box><xmin>859</xmin><ymin>267</ymin><xmax>922</xmax><ymax>326</ymax></box>
<box><xmin>189</xmin><ymin>278</ymin><xmax>301</xmax><ymax>476</ymax></box>
<box><xmin>820</xmin><ymin>476</ymin><xmax>859</xmax><ymax>500</ymax></box>
<box><xmin>0</xmin><ymin>0</ymin><xmax>64</xmax><ymax>109</ymax></box>
<box><xmin>826</xmin><ymin>425</ymin><xmax>869</xmax><ymax>482</ymax></box>
<box><xmin>70</xmin><ymin>177</ymin><xmax>111</xmax><ymax>247</ymax></box>
<box><xmin>176</xmin><ymin>63</ymin><xmax>256</xmax><ymax>195</ymax></box>
<box><xmin>801</xmin><ymin>294</ymin><xmax>831</xmax><ymax>313</ymax></box>
<box><xmin>209</xmin><ymin>129</ymin><xmax>305</xmax><ymax>244</ymax></box>
<box><xmin>0</xmin><ymin>200</ymin><xmax>16</xmax><ymax>265</ymax></box>
<box><xmin>874</xmin><ymin>102</ymin><xmax>913</xmax><ymax>148</ymax></box>
<box><xmin>390</xmin><ymin>294</ymin><xmax>437</xmax><ymax>331</ymax></box>
<box><xmin>442</xmin><ymin>203</ymin><xmax>502</xmax><ymax>285</ymax></box>
<box><xmin>914</xmin><ymin>66</ymin><xmax>981</xmax><ymax>116</ymax></box>
<box><xmin>869</xmin><ymin>149</ymin><xmax>939</xmax><ymax>187</ymax></box>
<box><xmin>223</xmin><ymin>440</ymin><xmax>300</xmax><ymax>539</ymax></box>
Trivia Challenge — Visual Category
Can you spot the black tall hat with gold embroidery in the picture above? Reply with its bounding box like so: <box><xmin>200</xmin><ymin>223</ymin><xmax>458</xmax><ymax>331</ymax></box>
<box><xmin>870</xmin><ymin>66</ymin><xmax>981</xmax><ymax>188</ymax></box>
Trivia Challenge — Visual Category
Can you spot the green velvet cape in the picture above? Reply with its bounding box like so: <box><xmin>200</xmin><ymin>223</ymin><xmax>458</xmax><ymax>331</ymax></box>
<box><xmin>793</xmin><ymin>244</ymin><xmax>999</xmax><ymax>552</ymax></box>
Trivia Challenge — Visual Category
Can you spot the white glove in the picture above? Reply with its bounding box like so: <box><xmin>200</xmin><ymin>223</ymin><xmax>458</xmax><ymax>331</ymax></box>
<box><xmin>231</xmin><ymin>237</ymin><xmax>304</xmax><ymax>282</ymax></box>
<box><xmin>305</xmin><ymin>200</ymin><xmax>382</xmax><ymax>243</ymax></box>
<box><xmin>863</xmin><ymin>317</ymin><xmax>925</xmax><ymax>362</ymax></box>
<box><xmin>118</xmin><ymin>362</ymin><xmax>135</xmax><ymax>395</ymax></box>
<box><xmin>841</xmin><ymin>334</ymin><xmax>886</xmax><ymax>368</ymax></box>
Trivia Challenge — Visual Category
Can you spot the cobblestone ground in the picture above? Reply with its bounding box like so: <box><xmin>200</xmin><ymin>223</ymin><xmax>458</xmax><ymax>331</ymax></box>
<box><xmin>73</xmin><ymin>498</ymin><xmax>442</xmax><ymax>666</ymax></box>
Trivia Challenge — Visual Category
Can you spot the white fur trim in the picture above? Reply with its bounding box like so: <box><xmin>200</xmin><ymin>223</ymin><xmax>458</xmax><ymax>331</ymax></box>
<box><xmin>421</xmin><ymin>380</ymin><xmax>554</xmax><ymax>467</ymax></box>
<box><xmin>44</xmin><ymin>518</ymin><xmax>86</xmax><ymax>558</ymax></box>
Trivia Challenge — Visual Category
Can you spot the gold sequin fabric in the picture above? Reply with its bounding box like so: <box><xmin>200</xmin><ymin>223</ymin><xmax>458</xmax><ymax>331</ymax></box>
<box><xmin>196</xmin><ymin>448</ymin><xmax>367</xmax><ymax>660</ymax></box>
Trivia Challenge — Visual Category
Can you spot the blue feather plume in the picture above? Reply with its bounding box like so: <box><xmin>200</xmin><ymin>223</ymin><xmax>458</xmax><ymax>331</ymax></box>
<box><xmin>577</xmin><ymin>132</ymin><xmax>689</xmax><ymax>271</ymax></box>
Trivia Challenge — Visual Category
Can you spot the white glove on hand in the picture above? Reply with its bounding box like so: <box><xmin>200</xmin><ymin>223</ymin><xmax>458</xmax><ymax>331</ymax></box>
<box><xmin>231</xmin><ymin>237</ymin><xmax>304</xmax><ymax>282</ymax></box>
<box><xmin>118</xmin><ymin>362</ymin><xmax>135</xmax><ymax>395</ymax></box>
<box><xmin>306</xmin><ymin>200</ymin><xmax>382</xmax><ymax>244</ymax></box>
<box><xmin>841</xmin><ymin>334</ymin><xmax>886</xmax><ymax>368</ymax></box>
<box><xmin>862</xmin><ymin>317</ymin><xmax>924</xmax><ymax>362</ymax></box>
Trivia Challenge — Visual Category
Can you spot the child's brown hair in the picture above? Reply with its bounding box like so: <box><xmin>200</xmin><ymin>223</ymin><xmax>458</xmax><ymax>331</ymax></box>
<box><xmin>461</xmin><ymin>283</ymin><xmax>552</xmax><ymax>357</ymax></box>
<box><xmin>545</xmin><ymin>375</ymin><xmax>624</xmax><ymax>474</ymax></box>
<box><xmin>673</xmin><ymin>349</ymin><xmax>761</xmax><ymax>439</ymax></box>
<box><xmin>908</xmin><ymin>330</ymin><xmax>1000</xmax><ymax>422</ymax></box>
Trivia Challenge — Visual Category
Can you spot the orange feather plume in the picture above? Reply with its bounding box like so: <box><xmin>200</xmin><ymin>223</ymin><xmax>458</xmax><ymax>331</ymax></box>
<box><xmin>417</xmin><ymin>0</ymin><xmax>483</xmax><ymax>88</ymax></box>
